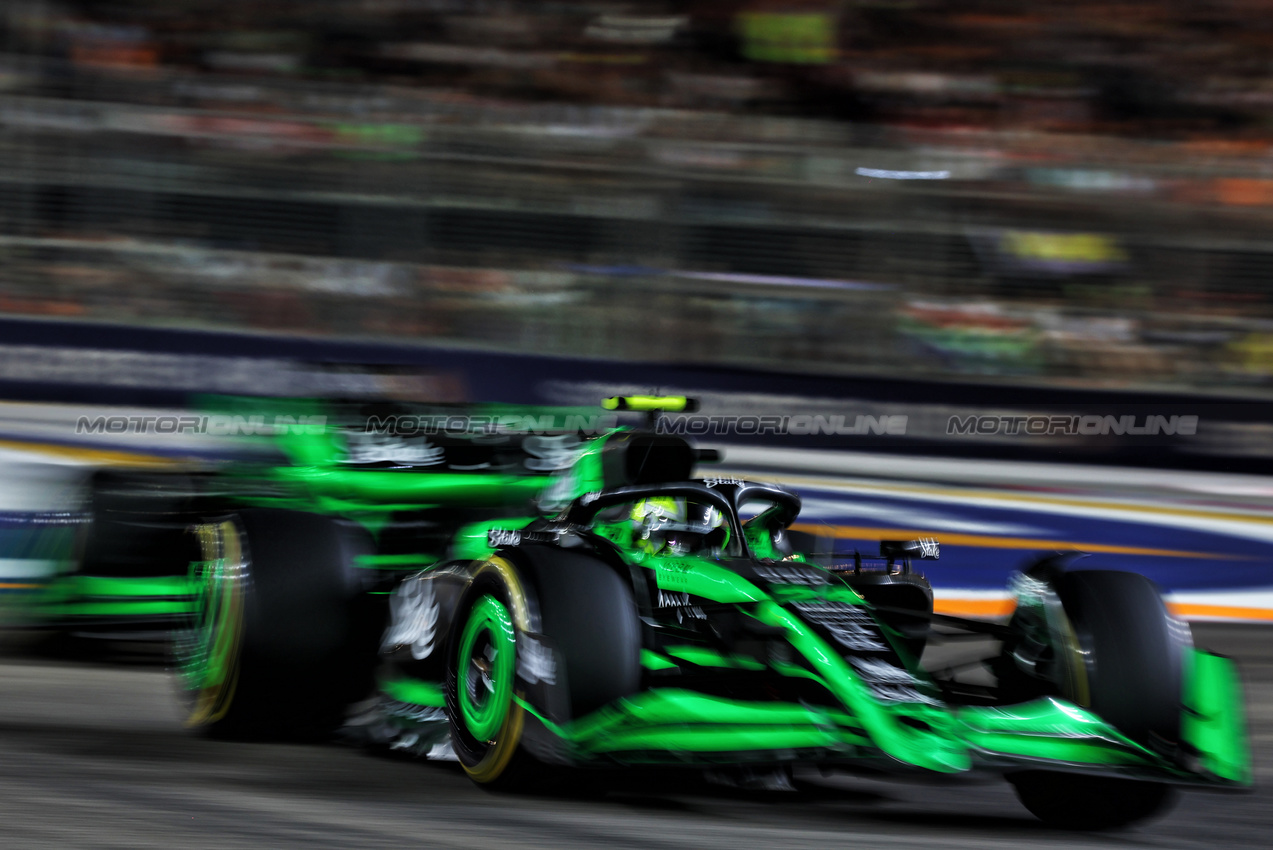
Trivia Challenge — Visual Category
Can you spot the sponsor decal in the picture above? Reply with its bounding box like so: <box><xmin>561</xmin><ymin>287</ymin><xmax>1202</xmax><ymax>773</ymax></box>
<box><xmin>917</xmin><ymin>538</ymin><xmax>940</xmax><ymax>559</ymax></box>
<box><xmin>657</xmin><ymin>589</ymin><xmax>692</xmax><ymax>607</ymax></box>
<box><xmin>487</xmin><ymin>527</ymin><xmax>564</xmax><ymax>548</ymax></box>
<box><xmin>793</xmin><ymin>601</ymin><xmax>887</xmax><ymax>651</ymax></box>
<box><xmin>752</xmin><ymin>562</ymin><xmax>829</xmax><ymax>586</ymax></box>
<box><xmin>522</xmin><ymin>434</ymin><xmax>584</xmax><ymax>472</ymax></box>
<box><xmin>533</xmin><ymin>437</ymin><xmax>586</xmax><ymax>511</ymax></box>
<box><xmin>848</xmin><ymin>657</ymin><xmax>941</xmax><ymax>706</ymax></box>
<box><xmin>849</xmin><ymin>656</ymin><xmax>919</xmax><ymax>685</ymax></box>
<box><xmin>656</xmin><ymin>588</ymin><xmax>705</xmax><ymax>622</ymax></box>
<box><xmin>794</xmin><ymin>601</ymin><xmax>942</xmax><ymax>706</ymax></box>
<box><xmin>655</xmin><ymin>560</ymin><xmax>693</xmax><ymax>589</ymax></box>
<box><xmin>344</xmin><ymin>432</ymin><xmax>444</xmax><ymax>465</ymax></box>
<box><xmin>487</xmin><ymin>528</ymin><xmax>522</xmax><ymax>548</ymax></box>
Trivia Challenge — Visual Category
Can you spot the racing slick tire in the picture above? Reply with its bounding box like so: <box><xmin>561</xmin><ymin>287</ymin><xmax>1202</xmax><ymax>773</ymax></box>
<box><xmin>175</xmin><ymin>509</ymin><xmax>381</xmax><ymax>740</ymax></box>
<box><xmin>1010</xmin><ymin>569</ymin><xmax>1184</xmax><ymax>829</ymax></box>
<box><xmin>1010</xmin><ymin>771</ymin><xmax>1175</xmax><ymax>831</ymax></box>
<box><xmin>1057</xmin><ymin>569</ymin><xmax>1187</xmax><ymax>747</ymax></box>
<box><xmin>445</xmin><ymin>548</ymin><xmax>640</xmax><ymax>790</ymax></box>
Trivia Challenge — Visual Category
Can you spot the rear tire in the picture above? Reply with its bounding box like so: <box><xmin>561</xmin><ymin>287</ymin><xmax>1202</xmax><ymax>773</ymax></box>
<box><xmin>1010</xmin><ymin>771</ymin><xmax>1175</xmax><ymax>830</ymax></box>
<box><xmin>176</xmin><ymin>509</ymin><xmax>380</xmax><ymax>739</ymax></box>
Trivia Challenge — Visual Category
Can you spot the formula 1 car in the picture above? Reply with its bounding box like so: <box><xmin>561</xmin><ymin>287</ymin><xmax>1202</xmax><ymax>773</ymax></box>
<box><xmin>1</xmin><ymin>395</ymin><xmax>620</xmax><ymax>634</ymax></box>
<box><xmin>173</xmin><ymin>397</ymin><xmax>1250</xmax><ymax>831</ymax></box>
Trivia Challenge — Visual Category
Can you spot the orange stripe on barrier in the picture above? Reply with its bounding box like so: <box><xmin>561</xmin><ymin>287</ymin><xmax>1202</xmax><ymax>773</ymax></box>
<box><xmin>1167</xmin><ymin>602</ymin><xmax>1273</xmax><ymax>622</ymax></box>
<box><xmin>0</xmin><ymin>582</ymin><xmax>44</xmax><ymax>590</ymax></box>
<box><xmin>763</xmin><ymin>473</ymin><xmax>1273</xmax><ymax>527</ymax></box>
<box><xmin>0</xmin><ymin>438</ymin><xmax>177</xmax><ymax>467</ymax></box>
<box><xmin>932</xmin><ymin>597</ymin><xmax>1273</xmax><ymax>623</ymax></box>
<box><xmin>933</xmin><ymin>598</ymin><xmax>1016</xmax><ymax>618</ymax></box>
<box><xmin>790</xmin><ymin>523</ymin><xmax>1235</xmax><ymax>560</ymax></box>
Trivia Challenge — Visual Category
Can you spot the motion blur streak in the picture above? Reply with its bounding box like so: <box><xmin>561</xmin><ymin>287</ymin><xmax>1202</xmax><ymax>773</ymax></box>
<box><xmin>0</xmin><ymin>1</ymin><xmax>1271</xmax><ymax>844</ymax></box>
<box><xmin>3</xmin><ymin>3</ymin><xmax>1273</xmax><ymax>391</ymax></box>
<box><xmin>0</xmin><ymin>624</ymin><xmax>1269</xmax><ymax>849</ymax></box>
<box><xmin>1</xmin><ymin>427</ymin><xmax>1271</xmax><ymax>622</ymax></box>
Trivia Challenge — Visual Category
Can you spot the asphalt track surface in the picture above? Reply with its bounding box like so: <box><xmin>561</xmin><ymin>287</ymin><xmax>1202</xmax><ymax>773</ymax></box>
<box><xmin>0</xmin><ymin>625</ymin><xmax>1268</xmax><ymax>850</ymax></box>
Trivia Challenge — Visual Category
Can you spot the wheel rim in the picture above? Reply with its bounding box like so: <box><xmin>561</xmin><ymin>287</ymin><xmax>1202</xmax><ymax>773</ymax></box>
<box><xmin>457</xmin><ymin>594</ymin><xmax>516</xmax><ymax>743</ymax></box>
<box><xmin>1054</xmin><ymin>611</ymin><xmax>1092</xmax><ymax>708</ymax></box>
<box><xmin>178</xmin><ymin>520</ymin><xmax>246</xmax><ymax>726</ymax></box>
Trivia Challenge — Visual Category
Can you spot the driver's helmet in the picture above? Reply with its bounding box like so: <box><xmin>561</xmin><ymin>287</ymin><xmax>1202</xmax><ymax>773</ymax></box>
<box><xmin>631</xmin><ymin>497</ymin><xmax>727</xmax><ymax>556</ymax></box>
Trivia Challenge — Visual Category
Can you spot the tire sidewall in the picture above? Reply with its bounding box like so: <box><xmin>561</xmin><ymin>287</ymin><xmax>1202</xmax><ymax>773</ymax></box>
<box><xmin>176</xmin><ymin>509</ymin><xmax>378</xmax><ymax>739</ymax></box>
<box><xmin>1056</xmin><ymin>569</ymin><xmax>1186</xmax><ymax>748</ymax></box>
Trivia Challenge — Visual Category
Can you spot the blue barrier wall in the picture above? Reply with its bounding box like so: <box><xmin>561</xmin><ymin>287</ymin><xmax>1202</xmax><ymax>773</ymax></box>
<box><xmin>0</xmin><ymin>315</ymin><xmax>1270</xmax><ymax>472</ymax></box>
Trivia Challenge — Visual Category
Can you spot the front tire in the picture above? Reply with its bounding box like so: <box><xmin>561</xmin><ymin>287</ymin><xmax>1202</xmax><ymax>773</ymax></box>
<box><xmin>1008</xmin><ymin>568</ymin><xmax>1185</xmax><ymax>829</ymax></box>
<box><xmin>445</xmin><ymin>548</ymin><xmax>641</xmax><ymax>789</ymax></box>
<box><xmin>1057</xmin><ymin>569</ymin><xmax>1188</xmax><ymax>748</ymax></box>
<box><xmin>1010</xmin><ymin>771</ymin><xmax>1175</xmax><ymax>830</ymax></box>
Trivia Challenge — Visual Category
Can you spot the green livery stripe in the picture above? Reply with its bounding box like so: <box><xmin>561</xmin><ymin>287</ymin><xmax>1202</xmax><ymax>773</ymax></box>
<box><xmin>749</xmin><ymin>599</ymin><xmax>970</xmax><ymax>773</ymax></box>
<box><xmin>381</xmin><ymin>676</ymin><xmax>446</xmax><ymax>708</ymax></box>
<box><xmin>640</xmin><ymin>650</ymin><xmax>678</xmax><ymax>671</ymax></box>
<box><xmin>570</xmin><ymin>689</ymin><xmax>861</xmax><ymax>738</ymax></box>
<box><xmin>514</xmin><ymin>689</ymin><xmax>869</xmax><ymax>757</ymax></box>
<box><xmin>957</xmin><ymin>697</ymin><xmax>1141</xmax><ymax>739</ymax></box>
<box><xmin>354</xmin><ymin>554</ymin><xmax>438</xmax><ymax>570</ymax></box>
<box><xmin>1181</xmin><ymin>650</ymin><xmax>1251</xmax><ymax>784</ymax></box>
<box><xmin>46</xmin><ymin>600</ymin><xmax>195</xmax><ymax>617</ymax></box>
<box><xmin>32</xmin><ymin>575</ymin><xmax>196</xmax><ymax>617</ymax></box>
<box><xmin>963</xmin><ymin>732</ymin><xmax>1153</xmax><ymax>766</ymax></box>
<box><xmin>651</xmin><ymin>557</ymin><xmax>767</xmax><ymax>604</ymax></box>
<box><xmin>770</xmin><ymin>659</ymin><xmax>829</xmax><ymax>688</ymax></box>
<box><xmin>664</xmin><ymin>645</ymin><xmax>765</xmax><ymax>671</ymax></box>
<box><xmin>275</xmin><ymin>468</ymin><xmax>548</xmax><ymax>507</ymax></box>
<box><xmin>65</xmin><ymin>575</ymin><xmax>195</xmax><ymax>598</ymax></box>
<box><xmin>576</xmin><ymin>723</ymin><xmax>865</xmax><ymax>755</ymax></box>
<box><xmin>956</xmin><ymin>699</ymin><xmax>1159</xmax><ymax>768</ymax></box>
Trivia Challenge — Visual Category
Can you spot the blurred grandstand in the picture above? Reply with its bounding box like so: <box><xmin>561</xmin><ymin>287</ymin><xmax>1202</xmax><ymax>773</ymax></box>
<box><xmin>1</xmin><ymin>1</ymin><xmax>1273</xmax><ymax>393</ymax></box>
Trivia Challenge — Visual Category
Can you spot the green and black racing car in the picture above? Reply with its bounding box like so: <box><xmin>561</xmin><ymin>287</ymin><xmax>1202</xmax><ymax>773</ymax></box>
<box><xmin>167</xmin><ymin>397</ymin><xmax>1250</xmax><ymax>831</ymax></box>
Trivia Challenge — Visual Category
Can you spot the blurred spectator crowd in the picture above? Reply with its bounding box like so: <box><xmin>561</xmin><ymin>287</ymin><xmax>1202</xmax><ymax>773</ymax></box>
<box><xmin>2</xmin><ymin>1</ymin><xmax>1273</xmax><ymax>393</ymax></box>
